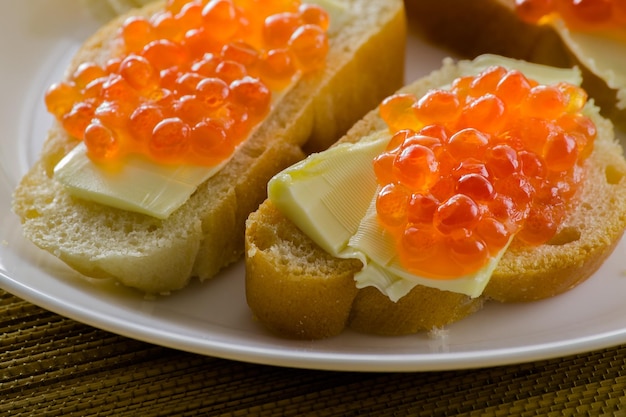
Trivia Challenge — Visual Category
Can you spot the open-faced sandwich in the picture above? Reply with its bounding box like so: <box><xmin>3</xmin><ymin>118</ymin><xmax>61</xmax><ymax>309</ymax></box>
<box><xmin>11</xmin><ymin>0</ymin><xmax>406</xmax><ymax>294</ymax></box>
<box><xmin>245</xmin><ymin>54</ymin><xmax>626</xmax><ymax>339</ymax></box>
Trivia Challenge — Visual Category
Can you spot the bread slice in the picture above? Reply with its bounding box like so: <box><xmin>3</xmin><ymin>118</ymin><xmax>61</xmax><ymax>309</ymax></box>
<box><xmin>12</xmin><ymin>0</ymin><xmax>406</xmax><ymax>294</ymax></box>
<box><xmin>405</xmin><ymin>0</ymin><xmax>626</xmax><ymax>130</ymax></box>
<box><xmin>244</xmin><ymin>56</ymin><xmax>626</xmax><ymax>339</ymax></box>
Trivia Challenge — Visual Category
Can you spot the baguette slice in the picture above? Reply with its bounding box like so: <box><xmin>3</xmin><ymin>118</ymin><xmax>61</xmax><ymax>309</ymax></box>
<box><xmin>245</xmin><ymin>56</ymin><xmax>626</xmax><ymax>339</ymax></box>
<box><xmin>405</xmin><ymin>0</ymin><xmax>626</xmax><ymax>130</ymax></box>
<box><xmin>12</xmin><ymin>0</ymin><xmax>406</xmax><ymax>294</ymax></box>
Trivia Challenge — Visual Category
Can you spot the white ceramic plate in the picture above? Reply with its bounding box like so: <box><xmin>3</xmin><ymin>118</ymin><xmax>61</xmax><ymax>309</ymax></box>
<box><xmin>2</xmin><ymin>1</ymin><xmax>626</xmax><ymax>373</ymax></box>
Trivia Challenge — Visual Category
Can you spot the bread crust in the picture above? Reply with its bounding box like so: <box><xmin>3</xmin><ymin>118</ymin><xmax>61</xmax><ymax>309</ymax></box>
<box><xmin>245</xmin><ymin>57</ymin><xmax>626</xmax><ymax>338</ymax></box>
<box><xmin>12</xmin><ymin>0</ymin><xmax>407</xmax><ymax>294</ymax></box>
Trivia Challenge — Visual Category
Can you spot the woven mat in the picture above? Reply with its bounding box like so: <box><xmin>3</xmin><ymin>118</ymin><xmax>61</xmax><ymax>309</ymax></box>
<box><xmin>2</xmin><ymin>289</ymin><xmax>626</xmax><ymax>416</ymax></box>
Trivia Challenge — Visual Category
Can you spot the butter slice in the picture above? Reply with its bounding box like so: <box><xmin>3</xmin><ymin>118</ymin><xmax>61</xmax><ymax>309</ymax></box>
<box><xmin>345</xmin><ymin>198</ymin><xmax>511</xmax><ymax>301</ymax></box>
<box><xmin>269</xmin><ymin>132</ymin><xmax>388</xmax><ymax>255</ymax></box>
<box><xmin>54</xmin><ymin>142</ymin><xmax>226</xmax><ymax>219</ymax></box>
<box><xmin>456</xmin><ymin>54</ymin><xmax>582</xmax><ymax>86</ymax></box>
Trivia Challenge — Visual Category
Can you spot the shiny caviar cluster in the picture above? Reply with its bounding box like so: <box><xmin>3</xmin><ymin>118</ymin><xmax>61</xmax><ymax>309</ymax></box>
<box><xmin>45</xmin><ymin>0</ymin><xmax>329</xmax><ymax>165</ymax></box>
<box><xmin>515</xmin><ymin>0</ymin><xmax>626</xmax><ymax>30</ymax></box>
<box><xmin>375</xmin><ymin>66</ymin><xmax>596</xmax><ymax>278</ymax></box>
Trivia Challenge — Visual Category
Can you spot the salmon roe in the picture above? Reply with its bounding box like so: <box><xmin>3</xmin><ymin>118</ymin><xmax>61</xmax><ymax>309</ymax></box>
<box><xmin>45</xmin><ymin>0</ymin><xmax>329</xmax><ymax>165</ymax></box>
<box><xmin>515</xmin><ymin>0</ymin><xmax>626</xmax><ymax>31</ymax></box>
<box><xmin>375</xmin><ymin>66</ymin><xmax>596</xmax><ymax>279</ymax></box>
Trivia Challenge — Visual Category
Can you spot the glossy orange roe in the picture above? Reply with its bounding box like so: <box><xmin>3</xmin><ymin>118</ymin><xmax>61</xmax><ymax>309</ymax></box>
<box><xmin>375</xmin><ymin>66</ymin><xmax>596</xmax><ymax>279</ymax></box>
<box><xmin>515</xmin><ymin>0</ymin><xmax>626</xmax><ymax>31</ymax></box>
<box><xmin>44</xmin><ymin>0</ymin><xmax>329</xmax><ymax>165</ymax></box>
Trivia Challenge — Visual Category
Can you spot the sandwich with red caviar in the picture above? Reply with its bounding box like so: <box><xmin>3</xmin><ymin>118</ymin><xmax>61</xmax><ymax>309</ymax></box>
<box><xmin>405</xmin><ymin>0</ymin><xmax>626</xmax><ymax>129</ymax></box>
<box><xmin>244</xmin><ymin>54</ymin><xmax>626</xmax><ymax>339</ymax></box>
<box><xmin>12</xmin><ymin>0</ymin><xmax>406</xmax><ymax>294</ymax></box>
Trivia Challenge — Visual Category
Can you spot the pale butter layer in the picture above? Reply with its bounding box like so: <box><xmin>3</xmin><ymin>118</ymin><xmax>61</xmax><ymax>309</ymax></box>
<box><xmin>53</xmin><ymin>0</ymin><xmax>349</xmax><ymax>219</ymax></box>
<box><xmin>269</xmin><ymin>55</ymin><xmax>585</xmax><ymax>302</ymax></box>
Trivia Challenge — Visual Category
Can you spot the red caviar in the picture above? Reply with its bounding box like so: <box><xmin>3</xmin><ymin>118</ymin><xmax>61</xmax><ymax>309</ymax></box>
<box><xmin>45</xmin><ymin>0</ymin><xmax>329</xmax><ymax>166</ymax></box>
<box><xmin>515</xmin><ymin>0</ymin><xmax>626</xmax><ymax>31</ymax></box>
<box><xmin>376</xmin><ymin>66</ymin><xmax>596</xmax><ymax>279</ymax></box>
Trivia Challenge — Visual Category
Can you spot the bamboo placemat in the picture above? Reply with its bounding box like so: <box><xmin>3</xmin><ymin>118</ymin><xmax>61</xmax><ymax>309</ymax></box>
<box><xmin>2</xmin><ymin>288</ymin><xmax>626</xmax><ymax>416</ymax></box>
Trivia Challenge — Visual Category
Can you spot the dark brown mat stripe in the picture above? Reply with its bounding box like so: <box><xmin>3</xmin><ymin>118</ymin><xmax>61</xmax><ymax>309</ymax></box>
<box><xmin>2</xmin><ymin>288</ymin><xmax>626</xmax><ymax>416</ymax></box>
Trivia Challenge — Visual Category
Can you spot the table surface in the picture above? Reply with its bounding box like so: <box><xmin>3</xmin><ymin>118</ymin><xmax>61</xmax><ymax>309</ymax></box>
<box><xmin>2</xmin><ymin>288</ymin><xmax>626</xmax><ymax>416</ymax></box>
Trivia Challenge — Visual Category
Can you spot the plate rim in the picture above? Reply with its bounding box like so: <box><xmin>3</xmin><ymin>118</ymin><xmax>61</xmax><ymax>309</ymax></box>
<box><xmin>3</xmin><ymin>1</ymin><xmax>626</xmax><ymax>373</ymax></box>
